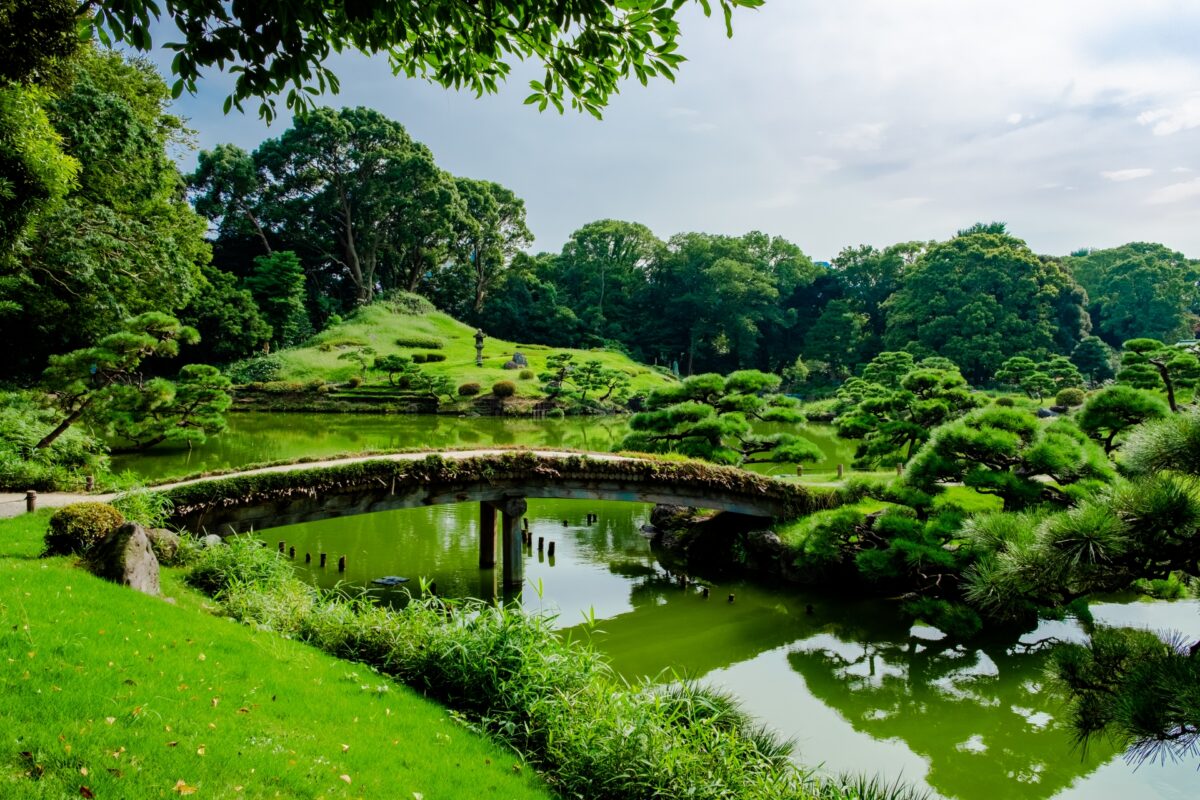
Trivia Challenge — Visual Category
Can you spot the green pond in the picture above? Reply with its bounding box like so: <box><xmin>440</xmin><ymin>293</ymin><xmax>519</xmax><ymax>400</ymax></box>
<box><xmin>117</xmin><ymin>414</ymin><xmax>1199</xmax><ymax>800</ymax></box>
<box><xmin>110</xmin><ymin>412</ymin><xmax>857</xmax><ymax>481</ymax></box>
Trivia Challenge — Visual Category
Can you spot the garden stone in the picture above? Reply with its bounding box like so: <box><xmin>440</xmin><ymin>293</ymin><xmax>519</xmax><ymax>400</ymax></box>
<box><xmin>1036</xmin><ymin>407</ymin><xmax>1059</xmax><ymax>418</ymax></box>
<box><xmin>511</xmin><ymin>351</ymin><xmax>529</xmax><ymax>367</ymax></box>
<box><xmin>89</xmin><ymin>523</ymin><xmax>160</xmax><ymax>596</ymax></box>
<box><xmin>146</xmin><ymin>528</ymin><xmax>180</xmax><ymax>563</ymax></box>
<box><xmin>202</xmin><ymin>533</ymin><xmax>224</xmax><ymax>548</ymax></box>
<box><xmin>502</xmin><ymin>360</ymin><xmax>519</xmax><ymax>369</ymax></box>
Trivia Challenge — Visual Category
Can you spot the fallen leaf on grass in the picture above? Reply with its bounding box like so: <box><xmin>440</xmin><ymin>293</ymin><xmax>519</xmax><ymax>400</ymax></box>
<box><xmin>196</xmin><ymin>745</ymin><xmax>206</xmax><ymax>756</ymax></box>
<box><xmin>210</xmin><ymin>697</ymin><xmax>219</xmax><ymax>708</ymax></box>
<box><xmin>341</xmin><ymin>744</ymin><xmax>349</xmax><ymax>753</ymax></box>
<box><xmin>166</xmin><ymin>741</ymin><xmax>178</xmax><ymax>747</ymax></box>
<box><xmin>104</xmin><ymin>717</ymin><xmax>116</xmax><ymax>725</ymax></box>
<box><xmin>339</xmin><ymin>774</ymin><xmax>352</xmax><ymax>784</ymax></box>
<box><xmin>79</xmin><ymin>786</ymin><xmax>94</xmax><ymax>798</ymax></box>
<box><xmin>173</xmin><ymin>779</ymin><xmax>197</xmax><ymax>795</ymax></box>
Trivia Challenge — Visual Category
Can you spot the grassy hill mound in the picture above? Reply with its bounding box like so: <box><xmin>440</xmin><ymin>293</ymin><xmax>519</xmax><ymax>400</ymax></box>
<box><xmin>240</xmin><ymin>293</ymin><xmax>675</xmax><ymax>412</ymax></box>
<box><xmin>0</xmin><ymin>512</ymin><xmax>552</xmax><ymax>800</ymax></box>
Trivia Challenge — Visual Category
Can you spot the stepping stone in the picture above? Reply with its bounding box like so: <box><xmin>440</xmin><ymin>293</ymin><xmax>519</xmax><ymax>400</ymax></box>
<box><xmin>370</xmin><ymin>576</ymin><xmax>409</xmax><ymax>586</ymax></box>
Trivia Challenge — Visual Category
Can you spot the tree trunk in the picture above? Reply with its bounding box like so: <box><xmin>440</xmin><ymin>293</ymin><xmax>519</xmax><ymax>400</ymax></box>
<box><xmin>35</xmin><ymin>400</ymin><xmax>92</xmax><ymax>450</ymax></box>
<box><xmin>1153</xmin><ymin>359</ymin><xmax>1178</xmax><ymax>412</ymax></box>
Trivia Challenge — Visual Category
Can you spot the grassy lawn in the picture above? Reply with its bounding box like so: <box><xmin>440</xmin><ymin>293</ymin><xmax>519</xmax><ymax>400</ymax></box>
<box><xmin>273</xmin><ymin>299</ymin><xmax>676</xmax><ymax>400</ymax></box>
<box><xmin>0</xmin><ymin>512</ymin><xmax>553</xmax><ymax>800</ymax></box>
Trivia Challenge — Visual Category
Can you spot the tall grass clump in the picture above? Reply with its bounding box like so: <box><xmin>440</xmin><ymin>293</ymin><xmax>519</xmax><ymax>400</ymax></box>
<box><xmin>185</xmin><ymin>538</ymin><xmax>913</xmax><ymax>800</ymax></box>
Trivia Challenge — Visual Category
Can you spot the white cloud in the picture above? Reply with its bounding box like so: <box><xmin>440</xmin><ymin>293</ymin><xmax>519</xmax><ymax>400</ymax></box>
<box><xmin>1138</xmin><ymin>97</ymin><xmax>1200</xmax><ymax>135</ymax></box>
<box><xmin>1101</xmin><ymin>168</ymin><xmax>1154</xmax><ymax>181</ymax></box>
<box><xmin>827</xmin><ymin>123</ymin><xmax>887</xmax><ymax>151</ymax></box>
<box><xmin>1006</xmin><ymin>113</ymin><xmax>1024</xmax><ymax>125</ymax></box>
<box><xmin>1147</xmin><ymin>177</ymin><xmax>1200</xmax><ymax>205</ymax></box>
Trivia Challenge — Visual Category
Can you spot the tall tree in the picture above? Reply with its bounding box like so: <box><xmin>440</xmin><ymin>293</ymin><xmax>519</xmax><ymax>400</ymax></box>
<box><xmin>252</xmin><ymin>107</ymin><xmax>460</xmax><ymax>306</ymax></box>
<box><xmin>884</xmin><ymin>228</ymin><xmax>1088</xmax><ymax>383</ymax></box>
<box><xmin>449</xmin><ymin>178</ymin><xmax>532</xmax><ymax>314</ymax></box>
<box><xmin>552</xmin><ymin>219</ymin><xmax>661</xmax><ymax>341</ymax></box>
<box><xmin>1067</xmin><ymin>243</ymin><xmax>1199</xmax><ymax>347</ymax></box>
<box><xmin>831</xmin><ymin>241</ymin><xmax>924</xmax><ymax>357</ymax></box>
<box><xmin>177</xmin><ymin>264</ymin><xmax>273</xmax><ymax>363</ymax></box>
<box><xmin>803</xmin><ymin>300</ymin><xmax>867</xmax><ymax>379</ymax></box>
<box><xmin>188</xmin><ymin>143</ymin><xmax>272</xmax><ymax>255</ymax></box>
<box><xmin>0</xmin><ymin>49</ymin><xmax>210</xmax><ymax>377</ymax></box>
<box><xmin>1071</xmin><ymin>335</ymin><xmax>1115</xmax><ymax>385</ymax></box>
<box><xmin>245</xmin><ymin>252</ymin><xmax>309</xmax><ymax>350</ymax></box>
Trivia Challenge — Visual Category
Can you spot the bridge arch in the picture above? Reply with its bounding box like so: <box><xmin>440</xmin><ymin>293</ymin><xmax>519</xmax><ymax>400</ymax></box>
<box><xmin>162</xmin><ymin>450</ymin><xmax>838</xmax><ymax>588</ymax></box>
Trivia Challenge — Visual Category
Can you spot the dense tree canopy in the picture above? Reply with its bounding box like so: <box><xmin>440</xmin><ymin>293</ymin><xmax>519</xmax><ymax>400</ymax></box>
<box><xmin>884</xmin><ymin>229</ymin><xmax>1088</xmax><ymax>383</ymax></box>
<box><xmin>1067</xmin><ymin>243</ymin><xmax>1199</xmax><ymax>348</ymax></box>
<box><xmin>0</xmin><ymin>49</ymin><xmax>210</xmax><ymax>376</ymax></box>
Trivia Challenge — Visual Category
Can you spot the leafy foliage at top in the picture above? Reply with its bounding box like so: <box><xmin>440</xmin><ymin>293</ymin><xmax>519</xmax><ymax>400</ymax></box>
<box><xmin>87</xmin><ymin>0</ymin><xmax>764</xmax><ymax>121</ymax></box>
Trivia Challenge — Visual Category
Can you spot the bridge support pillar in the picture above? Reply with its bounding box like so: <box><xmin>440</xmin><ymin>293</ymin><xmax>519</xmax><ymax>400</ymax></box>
<box><xmin>487</xmin><ymin>496</ymin><xmax>528</xmax><ymax>590</ymax></box>
<box><xmin>479</xmin><ymin>502</ymin><xmax>497</xmax><ymax>567</ymax></box>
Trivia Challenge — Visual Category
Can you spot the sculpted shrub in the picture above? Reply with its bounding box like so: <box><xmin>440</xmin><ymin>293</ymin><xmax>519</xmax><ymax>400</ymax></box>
<box><xmin>492</xmin><ymin>380</ymin><xmax>516</xmax><ymax>398</ymax></box>
<box><xmin>1055</xmin><ymin>387</ymin><xmax>1085</xmax><ymax>407</ymax></box>
<box><xmin>457</xmin><ymin>382</ymin><xmax>481</xmax><ymax>397</ymax></box>
<box><xmin>44</xmin><ymin>502</ymin><xmax>124</xmax><ymax>556</ymax></box>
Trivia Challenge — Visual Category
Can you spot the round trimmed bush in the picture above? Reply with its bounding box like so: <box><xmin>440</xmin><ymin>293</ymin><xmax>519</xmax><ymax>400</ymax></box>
<box><xmin>492</xmin><ymin>380</ymin><xmax>516</xmax><ymax>398</ymax></box>
<box><xmin>44</xmin><ymin>502</ymin><xmax>124</xmax><ymax>556</ymax></box>
<box><xmin>458</xmin><ymin>382</ymin><xmax>481</xmax><ymax>397</ymax></box>
<box><xmin>347</xmin><ymin>375</ymin><xmax>363</xmax><ymax>388</ymax></box>
<box><xmin>519</xmin><ymin>369</ymin><xmax>535</xmax><ymax>380</ymax></box>
<box><xmin>422</xmin><ymin>352</ymin><xmax>446</xmax><ymax>363</ymax></box>
<box><xmin>1056</xmin><ymin>387</ymin><xmax>1086</xmax><ymax>408</ymax></box>
<box><xmin>994</xmin><ymin>396</ymin><xmax>1015</xmax><ymax>407</ymax></box>
<box><xmin>411</xmin><ymin>353</ymin><xmax>428</xmax><ymax>364</ymax></box>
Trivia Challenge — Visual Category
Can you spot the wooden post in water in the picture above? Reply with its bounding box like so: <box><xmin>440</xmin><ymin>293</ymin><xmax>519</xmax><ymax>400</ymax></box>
<box><xmin>837</xmin><ymin>463</ymin><xmax>844</xmax><ymax>479</ymax></box>
<box><xmin>277</xmin><ymin>541</ymin><xmax>285</xmax><ymax>553</ymax></box>
<box><xmin>337</xmin><ymin>555</ymin><xmax>346</xmax><ymax>572</ymax></box>
<box><xmin>547</xmin><ymin>541</ymin><xmax>556</xmax><ymax>557</ymax></box>
<box><xmin>305</xmin><ymin>553</ymin><xmax>311</xmax><ymax>564</ymax></box>
<box><xmin>479</xmin><ymin>502</ymin><xmax>497</xmax><ymax>568</ymax></box>
<box><xmin>319</xmin><ymin>553</ymin><xmax>327</xmax><ymax>568</ymax></box>
<box><xmin>288</xmin><ymin>546</ymin><xmax>295</xmax><ymax>559</ymax></box>
<box><xmin>537</xmin><ymin>536</ymin><xmax>544</xmax><ymax>552</ymax></box>
<box><xmin>497</xmin><ymin>496</ymin><xmax>528</xmax><ymax>589</ymax></box>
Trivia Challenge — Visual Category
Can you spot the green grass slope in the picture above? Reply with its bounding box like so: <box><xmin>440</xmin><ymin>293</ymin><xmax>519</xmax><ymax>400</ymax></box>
<box><xmin>272</xmin><ymin>294</ymin><xmax>676</xmax><ymax>401</ymax></box>
<box><xmin>0</xmin><ymin>512</ymin><xmax>552</xmax><ymax>800</ymax></box>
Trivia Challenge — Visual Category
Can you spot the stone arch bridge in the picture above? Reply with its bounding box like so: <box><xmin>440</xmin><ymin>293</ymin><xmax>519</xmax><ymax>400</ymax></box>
<box><xmin>161</xmin><ymin>449</ymin><xmax>837</xmax><ymax>588</ymax></box>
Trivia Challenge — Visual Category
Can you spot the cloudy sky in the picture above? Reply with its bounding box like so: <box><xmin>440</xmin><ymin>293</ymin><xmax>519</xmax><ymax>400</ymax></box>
<box><xmin>153</xmin><ymin>0</ymin><xmax>1200</xmax><ymax>261</ymax></box>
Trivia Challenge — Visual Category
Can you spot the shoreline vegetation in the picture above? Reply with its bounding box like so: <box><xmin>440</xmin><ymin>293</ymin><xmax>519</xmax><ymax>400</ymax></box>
<box><xmin>3</xmin><ymin>509</ymin><xmax>927</xmax><ymax>800</ymax></box>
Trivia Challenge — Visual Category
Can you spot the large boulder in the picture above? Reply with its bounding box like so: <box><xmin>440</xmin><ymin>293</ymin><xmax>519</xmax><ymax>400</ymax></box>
<box><xmin>88</xmin><ymin>523</ymin><xmax>160</xmax><ymax>596</ymax></box>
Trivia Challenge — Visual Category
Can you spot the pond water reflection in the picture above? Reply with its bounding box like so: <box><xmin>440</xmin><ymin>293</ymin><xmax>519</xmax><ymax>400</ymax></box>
<box><xmin>261</xmin><ymin>498</ymin><xmax>1200</xmax><ymax>800</ymax></box>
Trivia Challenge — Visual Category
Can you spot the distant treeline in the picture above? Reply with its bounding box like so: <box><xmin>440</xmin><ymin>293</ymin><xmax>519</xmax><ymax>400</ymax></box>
<box><xmin>3</xmin><ymin>45</ymin><xmax>1196</xmax><ymax>385</ymax></box>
